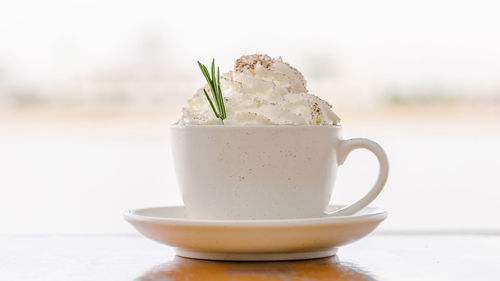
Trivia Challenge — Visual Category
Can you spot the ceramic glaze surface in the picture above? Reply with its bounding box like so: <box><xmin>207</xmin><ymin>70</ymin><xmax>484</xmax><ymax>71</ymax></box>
<box><xmin>170</xmin><ymin>125</ymin><xmax>388</xmax><ymax>219</ymax></box>
<box><xmin>124</xmin><ymin>205</ymin><xmax>387</xmax><ymax>261</ymax></box>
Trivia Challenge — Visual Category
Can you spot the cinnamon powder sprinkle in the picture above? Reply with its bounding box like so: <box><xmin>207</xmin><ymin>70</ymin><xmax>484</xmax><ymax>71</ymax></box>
<box><xmin>235</xmin><ymin>54</ymin><xmax>274</xmax><ymax>72</ymax></box>
<box><xmin>234</xmin><ymin>54</ymin><xmax>307</xmax><ymax>91</ymax></box>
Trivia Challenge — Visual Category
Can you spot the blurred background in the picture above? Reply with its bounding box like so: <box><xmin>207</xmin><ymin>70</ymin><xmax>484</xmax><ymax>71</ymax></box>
<box><xmin>1</xmin><ymin>0</ymin><xmax>499</xmax><ymax>234</ymax></box>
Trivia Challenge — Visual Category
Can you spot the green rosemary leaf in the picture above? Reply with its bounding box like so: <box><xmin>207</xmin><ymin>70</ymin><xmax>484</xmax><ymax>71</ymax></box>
<box><xmin>197</xmin><ymin>62</ymin><xmax>210</xmax><ymax>81</ymax></box>
<box><xmin>203</xmin><ymin>89</ymin><xmax>219</xmax><ymax>118</ymax></box>
<box><xmin>211</xmin><ymin>59</ymin><xmax>216</xmax><ymax>84</ymax></box>
<box><xmin>217</xmin><ymin>67</ymin><xmax>226</xmax><ymax>119</ymax></box>
<box><xmin>209</xmin><ymin>59</ymin><xmax>220</xmax><ymax>110</ymax></box>
<box><xmin>197</xmin><ymin>58</ymin><xmax>227</xmax><ymax>123</ymax></box>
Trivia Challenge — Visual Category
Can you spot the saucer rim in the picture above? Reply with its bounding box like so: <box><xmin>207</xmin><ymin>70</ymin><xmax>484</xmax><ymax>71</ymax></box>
<box><xmin>123</xmin><ymin>205</ymin><xmax>387</xmax><ymax>227</ymax></box>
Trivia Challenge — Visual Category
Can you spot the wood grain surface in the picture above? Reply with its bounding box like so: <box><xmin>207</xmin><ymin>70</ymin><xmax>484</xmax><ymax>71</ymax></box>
<box><xmin>1</xmin><ymin>234</ymin><xmax>499</xmax><ymax>280</ymax></box>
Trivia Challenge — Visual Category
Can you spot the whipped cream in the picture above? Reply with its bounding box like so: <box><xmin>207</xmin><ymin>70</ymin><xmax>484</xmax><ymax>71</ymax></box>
<box><xmin>179</xmin><ymin>54</ymin><xmax>340</xmax><ymax>125</ymax></box>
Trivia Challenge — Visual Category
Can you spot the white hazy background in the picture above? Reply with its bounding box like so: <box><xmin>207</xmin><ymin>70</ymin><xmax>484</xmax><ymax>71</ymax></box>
<box><xmin>1</xmin><ymin>0</ymin><xmax>499</xmax><ymax>234</ymax></box>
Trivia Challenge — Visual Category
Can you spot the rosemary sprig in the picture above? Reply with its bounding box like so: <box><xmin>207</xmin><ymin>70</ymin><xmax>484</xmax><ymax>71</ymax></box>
<box><xmin>197</xmin><ymin>59</ymin><xmax>226</xmax><ymax>123</ymax></box>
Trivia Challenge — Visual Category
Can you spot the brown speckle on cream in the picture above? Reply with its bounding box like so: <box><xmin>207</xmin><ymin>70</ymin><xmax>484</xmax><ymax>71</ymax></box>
<box><xmin>234</xmin><ymin>54</ymin><xmax>307</xmax><ymax>91</ymax></box>
<box><xmin>235</xmin><ymin>54</ymin><xmax>274</xmax><ymax>72</ymax></box>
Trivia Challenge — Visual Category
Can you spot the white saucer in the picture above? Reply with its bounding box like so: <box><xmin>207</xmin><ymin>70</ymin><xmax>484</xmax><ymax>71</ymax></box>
<box><xmin>124</xmin><ymin>205</ymin><xmax>387</xmax><ymax>261</ymax></box>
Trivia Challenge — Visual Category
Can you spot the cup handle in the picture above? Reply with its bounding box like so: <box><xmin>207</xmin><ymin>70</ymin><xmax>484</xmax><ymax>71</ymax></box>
<box><xmin>327</xmin><ymin>138</ymin><xmax>389</xmax><ymax>216</ymax></box>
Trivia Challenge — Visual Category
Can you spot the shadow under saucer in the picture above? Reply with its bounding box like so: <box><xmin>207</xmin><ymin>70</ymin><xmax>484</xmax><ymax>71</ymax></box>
<box><xmin>135</xmin><ymin>255</ymin><xmax>378</xmax><ymax>281</ymax></box>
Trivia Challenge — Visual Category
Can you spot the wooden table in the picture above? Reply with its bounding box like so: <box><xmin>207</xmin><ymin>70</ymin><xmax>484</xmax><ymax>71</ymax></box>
<box><xmin>1</xmin><ymin>234</ymin><xmax>499</xmax><ymax>280</ymax></box>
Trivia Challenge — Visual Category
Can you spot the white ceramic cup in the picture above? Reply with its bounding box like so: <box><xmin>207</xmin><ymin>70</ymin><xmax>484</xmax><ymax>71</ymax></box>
<box><xmin>171</xmin><ymin>125</ymin><xmax>388</xmax><ymax>219</ymax></box>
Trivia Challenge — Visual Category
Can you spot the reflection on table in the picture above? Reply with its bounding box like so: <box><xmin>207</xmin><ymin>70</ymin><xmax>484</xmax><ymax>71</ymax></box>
<box><xmin>136</xmin><ymin>256</ymin><xmax>377</xmax><ymax>281</ymax></box>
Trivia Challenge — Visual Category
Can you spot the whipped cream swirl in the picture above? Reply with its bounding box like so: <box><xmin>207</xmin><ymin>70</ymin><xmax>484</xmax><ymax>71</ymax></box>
<box><xmin>179</xmin><ymin>54</ymin><xmax>340</xmax><ymax>125</ymax></box>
